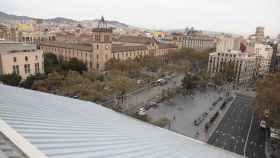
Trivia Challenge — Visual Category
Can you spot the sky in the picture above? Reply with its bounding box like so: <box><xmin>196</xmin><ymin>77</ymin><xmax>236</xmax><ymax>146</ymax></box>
<box><xmin>1</xmin><ymin>0</ymin><xmax>280</xmax><ymax>37</ymax></box>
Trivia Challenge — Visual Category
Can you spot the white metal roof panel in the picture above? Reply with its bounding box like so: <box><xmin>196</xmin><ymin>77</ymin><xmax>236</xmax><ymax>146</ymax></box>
<box><xmin>0</xmin><ymin>85</ymin><xmax>243</xmax><ymax>158</ymax></box>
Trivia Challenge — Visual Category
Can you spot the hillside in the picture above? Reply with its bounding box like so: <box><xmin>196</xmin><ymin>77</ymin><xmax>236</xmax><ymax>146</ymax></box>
<box><xmin>0</xmin><ymin>11</ymin><xmax>139</xmax><ymax>30</ymax></box>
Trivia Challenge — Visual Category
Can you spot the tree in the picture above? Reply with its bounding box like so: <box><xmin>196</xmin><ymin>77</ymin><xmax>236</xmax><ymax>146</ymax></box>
<box><xmin>62</xmin><ymin>58</ymin><xmax>87</xmax><ymax>73</ymax></box>
<box><xmin>44</xmin><ymin>53</ymin><xmax>60</xmax><ymax>74</ymax></box>
<box><xmin>212</xmin><ymin>72</ymin><xmax>224</xmax><ymax>86</ymax></box>
<box><xmin>0</xmin><ymin>74</ymin><xmax>21</xmax><ymax>86</ymax></box>
<box><xmin>222</xmin><ymin>62</ymin><xmax>236</xmax><ymax>82</ymax></box>
<box><xmin>32</xmin><ymin>72</ymin><xmax>64</xmax><ymax>92</ymax></box>
<box><xmin>181</xmin><ymin>72</ymin><xmax>198</xmax><ymax>95</ymax></box>
<box><xmin>110</xmin><ymin>77</ymin><xmax>135</xmax><ymax>94</ymax></box>
<box><xmin>252</xmin><ymin>73</ymin><xmax>280</xmax><ymax>128</ymax></box>
<box><xmin>21</xmin><ymin>74</ymin><xmax>47</xmax><ymax>89</ymax></box>
<box><xmin>212</xmin><ymin>62</ymin><xmax>236</xmax><ymax>85</ymax></box>
<box><xmin>196</xmin><ymin>71</ymin><xmax>210</xmax><ymax>90</ymax></box>
<box><xmin>105</xmin><ymin>58</ymin><xmax>142</xmax><ymax>78</ymax></box>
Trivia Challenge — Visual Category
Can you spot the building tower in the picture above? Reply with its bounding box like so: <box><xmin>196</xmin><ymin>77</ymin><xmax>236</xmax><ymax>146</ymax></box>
<box><xmin>92</xmin><ymin>16</ymin><xmax>113</xmax><ymax>71</ymax></box>
<box><xmin>255</xmin><ymin>27</ymin><xmax>264</xmax><ymax>43</ymax></box>
<box><xmin>270</xmin><ymin>44</ymin><xmax>280</xmax><ymax>72</ymax></box>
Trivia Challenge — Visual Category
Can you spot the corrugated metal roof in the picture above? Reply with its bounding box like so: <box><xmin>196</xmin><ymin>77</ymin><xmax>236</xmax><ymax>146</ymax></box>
<box><xmin>0</xmin><ymin>85</ymin><xmax>243</xmax><ymax>158</ymax></box>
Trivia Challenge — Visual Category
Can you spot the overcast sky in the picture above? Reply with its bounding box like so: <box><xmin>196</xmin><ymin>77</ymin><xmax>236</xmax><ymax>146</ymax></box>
<box><xmin>1</xmin><ymin>0</ymin><xmax>280</xmax><ymax>37</ymax></box>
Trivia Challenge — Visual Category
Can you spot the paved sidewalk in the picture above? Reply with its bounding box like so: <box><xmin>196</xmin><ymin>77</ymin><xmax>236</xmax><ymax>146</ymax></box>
<box><xmin>198</xmin><ymin>93</ymin><xmax>236</xmax><ymax>142</ymax></box>
<box><xmin>146</xmin><ymin>88</ymin><xmax>226</xmax><ymax>140</ymax></box>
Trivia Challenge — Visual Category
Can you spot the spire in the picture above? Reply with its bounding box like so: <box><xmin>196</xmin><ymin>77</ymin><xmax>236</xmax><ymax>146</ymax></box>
<box><xmin>92</xmin><ymin>16</ymin><xmax>112</xmax><ymax>33</ymax></box>
<box><xmin>97</xmin><ymin>16</ymin><xmax>107</xmax><ymax>29</ymax></box>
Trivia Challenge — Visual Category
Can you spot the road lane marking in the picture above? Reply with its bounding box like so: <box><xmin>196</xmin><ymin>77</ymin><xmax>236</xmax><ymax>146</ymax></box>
<box><xmin>243</xmin><ymin>114</ymin><xmax>254</xmax><ymax>158</ymax></box>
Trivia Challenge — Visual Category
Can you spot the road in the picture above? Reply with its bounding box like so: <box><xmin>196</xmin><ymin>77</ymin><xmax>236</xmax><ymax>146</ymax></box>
<box><xmin>123</xmin><ymin>75</ymin><xmax>184</xmax><ymax>113</ymax></box>
<box><xmin>208</xmin><ymin>94</ymin><xmax>265</xmax><ymax>158</ymax></box>
<box><xmin>146</xmin><ymin>89</ymin><xmax>225</xmax><ymax>140</ymax></box>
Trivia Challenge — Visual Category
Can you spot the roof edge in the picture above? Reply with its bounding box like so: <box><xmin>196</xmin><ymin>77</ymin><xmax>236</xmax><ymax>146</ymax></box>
<box><xmin>0</xmin><ymin>118</ymin><xmax>48</xmax><ymax>158</ymax></box>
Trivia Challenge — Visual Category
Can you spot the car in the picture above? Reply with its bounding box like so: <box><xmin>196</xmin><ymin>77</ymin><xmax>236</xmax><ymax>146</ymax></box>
<box><xmin>148</xmin><ymin>101</ymin><xmax>158</xmax><ymax>108</ymax></box>
<box><xmin>260</xmin><ymin>120</ymin><xmax>267</xmax><ymax>129</ymax></box>
<box><xmin>151</xmin><ymin>81</ymin><xmax>158</xmax><ymax>87</ymax></box>
<box><xmin>194</xmin><ymin>117</ymin><xmax>203</xmax><ymax>126</ymax></box>
<box><xmin>137</xmin><ymin>107</ymin><xmax>147</xmax><ymax>116</ymax></box>
<box><xmin>157</xmin><ymin>79</ymin><xmax>167</xmax><ymax>85</ymax></box>
<box><xmin>202</xmin><ymin>112</ymin><xmax>208</xmax><ymax>118</ymax></box>
<box><xmin>136</xmin><ymin>80</ymin><xmax>144</xmax><ymax>85</ymax></box>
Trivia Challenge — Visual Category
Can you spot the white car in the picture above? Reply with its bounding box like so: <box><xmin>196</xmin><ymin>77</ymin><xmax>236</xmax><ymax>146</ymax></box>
<box><xmin>260</xmin><ymin>120</ymin><xmax>267</xmax><ymax>129</ymax></box>
<box><xmin>137</xmin><ymin>107</ymin><xmax>147</xmax><ymax>116</ymax></box>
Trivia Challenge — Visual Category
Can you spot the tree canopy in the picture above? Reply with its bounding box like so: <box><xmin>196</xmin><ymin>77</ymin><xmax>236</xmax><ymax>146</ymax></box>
<box><xmin>252</xmin><ymin>73</ymin><xmax>280</xmax><ymax>128</ymax></box>
<box><xmin>0</xmin><ymin>74</ymin><xmax>21</xmax><ymax>86</ymax></box>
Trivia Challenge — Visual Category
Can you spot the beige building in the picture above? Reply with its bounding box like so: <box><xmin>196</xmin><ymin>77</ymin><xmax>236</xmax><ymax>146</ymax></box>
<box><xmin>0</xmin><ymin>24</ymin><xmax>18</xmax><ymax>41</ymax></box>
<box><xmin>208</xmin><ymin>50</ymin><xmax>256</xmax><ymax>83</ymax></box>
<box><xmin>40</xmin><ymin>17</ymin><xmax>177</xmax><ymax>71</ymax></box>
<box><xmin>0</xmin><ymin>41</ymin><xmax>44</xmax><ymax>80</ymax></box>
<box><xmin>172</xmin><ymin>32</ymin><xmax>215</xmax><ymax>50</ymax></box>
<box><xmin>215</xmin><ymin>35</ymin><xmax>246</xmax><ymax>52</ymax></box>
<box><xmin>253</xmin><ymin>43</ymin><xmax>273</xmax><ymax>75</ymax></box>
<box><xmin>20</xmin><ymin>31</ymin><xmax>56</xmax><ymax>46</ymax></box>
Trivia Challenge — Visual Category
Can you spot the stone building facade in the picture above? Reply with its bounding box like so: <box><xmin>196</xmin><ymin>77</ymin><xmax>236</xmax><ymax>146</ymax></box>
<box><xmin>253</xmin><ymin>43</ymin><xmax>273</xmax><ymax>75</ymax></box>
<box><xmin>0</xmin><ymin>41</ymin><xmax>44</xmax><ymax>80</ymax></box>
<box><xmin>40</xmin><ymin>17</ymin><xmax>177</xmax><ymax>71</ymax></box>
<box><xmin>20</xmin><ymin>32</ymin><xmax>56</xmax><ymax>46</ymax></box>
<box><xmin>171</xmin><ymin>32</ymin><xmax>215</xmax><ymax>50</ymax></box>
<box><xmin>207</xmin><ymin>50</ymin><xmax>256</xmax><ymax>83</ymax></box>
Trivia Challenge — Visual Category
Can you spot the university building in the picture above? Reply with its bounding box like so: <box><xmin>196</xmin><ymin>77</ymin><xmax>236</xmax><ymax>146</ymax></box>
<box><xmin>0</xmin><ymin>41</ymin><xmax>44</xmax><ymax>80</ymax></box>
<box><xmin>171</xmin><ymin>31</ymin><xmax>215</xmax><ymax>50</ymax></box>
<box><xmin>40</xmin><ymin>17</ymin><xmax>177</xmax><ymax>71</ymax></box>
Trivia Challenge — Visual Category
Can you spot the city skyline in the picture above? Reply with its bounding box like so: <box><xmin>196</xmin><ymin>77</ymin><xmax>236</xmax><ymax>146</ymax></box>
<box><xmin>1</xmin><ymin>0</ymin><xmax>280</xmax><ymax>37</ymax></box>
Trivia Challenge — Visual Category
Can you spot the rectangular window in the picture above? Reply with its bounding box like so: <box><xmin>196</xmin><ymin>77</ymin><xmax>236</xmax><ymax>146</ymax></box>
<box><xmin>35</xmin><ymin>63</ymin><xmax>40</xmax><ymax>74</ymax></box>
<box><xmin>95</xmin><ymin>35</ymin><xmax>100</xmax><ymax>42</ymax></box>
<box><xmin>24</xmin><ymin>64</ymin><xmax>31</xmax><ymax>74</ymax></box>
<box><xmin>13</xmin><ymin>57</ymin><xmax>17</xmax><ymax>62</ymax></box>
<box><xmin>12</xmin><ymin>65</ymin><xmax>19</xmax><ymax>74</ymax></box>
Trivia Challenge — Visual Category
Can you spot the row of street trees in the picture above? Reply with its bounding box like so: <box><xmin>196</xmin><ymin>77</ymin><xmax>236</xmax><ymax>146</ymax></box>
<box><xmin>252</xmin><ymin>73</ymin><xmax>280</xmax><ymax>128</ymax></box>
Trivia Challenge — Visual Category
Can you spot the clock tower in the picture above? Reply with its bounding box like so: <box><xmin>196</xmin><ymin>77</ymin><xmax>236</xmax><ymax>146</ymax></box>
<box><xmin>92</xmin><ymin>16</ymin><xmax>113</xmax><ymax>71</ymax></box>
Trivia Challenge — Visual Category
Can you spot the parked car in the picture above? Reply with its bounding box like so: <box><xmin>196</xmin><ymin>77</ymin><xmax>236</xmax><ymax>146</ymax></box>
<box><xmin>157</xmin><ymin>79</ymin><xmax>167</xmax><ymax>85</ymax></box>
<box><xmin>137</xmin><ymin>80</ymin><xmax>144</xmax><ymax>85</ymax></box>
<box><xmin>137</xmin><ymin>107</ymin><xmax>147</xmax><ymax>116</ymax></box>
<box><xmin>202</xmin><ymin>112</ymin><xmax>208</xmax><ymax>118</ymax></box>
<box><xmin>151</xmin><ymin>81</ymin><xmax>158</xmax><ymax>87</ymax></box>
<box><xmin>194</xmin><ymin>117</ymin><xmax>203</xmax><ymax>126</ymax></box>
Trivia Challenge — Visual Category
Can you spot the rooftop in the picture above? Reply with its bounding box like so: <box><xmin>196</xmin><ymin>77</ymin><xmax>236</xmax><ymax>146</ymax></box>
<box><xmin>40</xmin><ymin>42</ymin><xmax>93</xmax><ymax>52</ymax></box>
<box><xmin>117</xmin><ymin>35</ymin><xmax>158</xmax><ymax>45</ymax></box>
<box><xmin>0</xmin><ymin>41</ymin><xmax>37</xmax><ymax>54</ymax></box>
<box><xmin>0</xmin><ymin>85</ymin><xmax>243</xmax><ymax>158</ymax></box>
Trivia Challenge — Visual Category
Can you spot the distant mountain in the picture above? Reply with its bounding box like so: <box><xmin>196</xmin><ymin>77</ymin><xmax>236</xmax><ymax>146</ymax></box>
<box><xmin>0</xmin><ymin>11</ymin><xmax>78</xmax><ymax>24</ymax></box>
<box><xmin>44</xmin><ymin>17</ymin><xmax>77</xmax><ymax>24</ymax></box>
<box><xmin>0</xmin><ymin>11</ymin><xmax>139</xmax><ymax>31</ymax></box>
<box><xmin>80</xmin><ymin>19</ymin><xmax>131</xmax><ymax>29</ymax></box>
<box><xmin>0</xmin><ymin>11</ymin><xmax>34</xmax><ymax>24</ymax></box>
